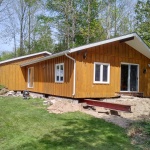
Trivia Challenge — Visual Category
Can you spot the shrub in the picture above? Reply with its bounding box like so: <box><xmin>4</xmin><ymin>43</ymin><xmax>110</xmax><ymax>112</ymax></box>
<box><xmin>0</xmin><ymin>85</ymin><xmax>5</xmax><ymax>90</ymax></box>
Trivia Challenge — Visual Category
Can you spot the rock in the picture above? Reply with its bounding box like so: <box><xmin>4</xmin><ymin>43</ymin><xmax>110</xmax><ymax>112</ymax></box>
<box><xmin>15</xmin><ymin>91</ymin><xmax>22</xmax><ymax>97</ymax></box>
<box><xmin>50</xmin><ymin>99</ymin><xmax>56</xmax><ymax>104</ymax></box>
<box><xmin>43</xmin><ymin>101</ymin><xmax>48</xmax><ymax>105</ymax></box>
<box><xmin>29</xmin><ymin>92</ymin><xmax>44</xmax><ymax>99</ymax></box>
<box><xmin>6</xmin><ymin>91</ymin><xmax>15</xmax><ymax>96</ymax></box>
<box><xmin>72</xmin><ymin>100</ymin><xmax>79</xmax><ymax>104</ymax></box>
<box><xmin>0</xmin><ymin>88</ymin><xmax>9</xmax><ymax>95</ymax></box>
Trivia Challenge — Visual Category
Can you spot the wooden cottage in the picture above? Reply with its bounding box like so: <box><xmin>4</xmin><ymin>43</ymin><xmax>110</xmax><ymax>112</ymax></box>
<box><xmin>0</xmin><ymin>51</ymin><xmax>51</xmax><ymax>91</ymax></box>
<box><xmin>1</xmin><ymin>33</ymin><xmax>150</xmax><ymax>98</ymax></box>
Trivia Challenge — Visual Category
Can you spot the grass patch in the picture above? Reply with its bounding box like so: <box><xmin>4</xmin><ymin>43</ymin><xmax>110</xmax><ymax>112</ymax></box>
<box><xmin>0</xmin><ymin>85</ymin><xmax>5</xmax><ymax>90</ymax></box>
<box><xmin>128</xmin><ymin>120</ymin><xmax>150</xmax><ymax>149</ymax></box>
<box><xmin>0</xmin><ymin>96</ymin><xmax>136</xmax><ymax>150</ymax></box>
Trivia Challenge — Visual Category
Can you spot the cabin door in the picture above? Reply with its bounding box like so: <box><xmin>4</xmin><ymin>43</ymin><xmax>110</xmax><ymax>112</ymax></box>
<box><xmin>120</xmin><ymin>64</ymin><xmax>139</xmax><ymax>92</ymax></box>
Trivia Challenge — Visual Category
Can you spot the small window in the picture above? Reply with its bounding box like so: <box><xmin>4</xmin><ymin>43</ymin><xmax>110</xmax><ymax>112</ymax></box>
<box><xmin>55</xmin><ymin>63</ymin><xmax>64</xmax><ymax>83</ymax></box>
<box><xmin>28</xmin><ymin>67</ymin><xmax>34</xmax><ymax>88</ymax></box>
<box><xmin>94</xmin><ymin>62</ymin><xmax>110</xmax><ymax>84</ymax></box>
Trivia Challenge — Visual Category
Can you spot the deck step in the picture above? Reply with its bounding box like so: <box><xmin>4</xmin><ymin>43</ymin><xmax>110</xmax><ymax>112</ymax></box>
<box><xmin>117</xmin><ymin>92</ymin><xmax>143</xmax><ymax>97</ymax></box>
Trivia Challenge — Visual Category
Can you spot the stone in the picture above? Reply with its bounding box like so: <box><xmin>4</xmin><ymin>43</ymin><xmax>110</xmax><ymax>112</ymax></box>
<box><xmin>6</xmin><ymin>91</ymin><xmax>15</xmax><ymax>96</ymax></box>
<box><xmin>0</xmin><ymin>88</ymin><xmax>9</xmax><ymax>95</ymax></box>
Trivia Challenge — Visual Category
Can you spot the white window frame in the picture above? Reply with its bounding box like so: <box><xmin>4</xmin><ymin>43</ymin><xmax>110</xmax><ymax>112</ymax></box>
<box><xmin>55</xmin><ymin>63</ymin><xmax>64</xmax><ymax>83</ymax></box>
<box><xmin>120</xmin><ymin>62</ymin><xmax>139</xmax><ymax>92</ymax></box>
<box><xmin>27</xmin><ymin>67</ymin><xmax>34</xmax><ymax>88</ymax></box>
<box><xmin>93</xmin><ymin>62</ymin><xmax>110</xmax><ymax>84</ymax></box>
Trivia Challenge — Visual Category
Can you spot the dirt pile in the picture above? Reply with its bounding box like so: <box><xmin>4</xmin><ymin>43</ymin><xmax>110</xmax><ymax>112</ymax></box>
<box><xmin>47</xmin><ymin>99</ymin><xmax>82</xmax><ymax>114</ymax></box>
<box><xmin>47</xmin><ymin>96</ymin><xmax>150</xmax><ymax>128</ymax></box>
<box><xmin>103</xmin><ymin>96</ymin><xmax>150</xmax><ymax>120</ymax></box>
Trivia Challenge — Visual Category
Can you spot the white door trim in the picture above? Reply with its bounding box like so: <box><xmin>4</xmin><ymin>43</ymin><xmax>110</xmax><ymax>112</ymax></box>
<box><xmin>120</xmin><ymin>62</ymin><xmax>139</xmax><ymax>92</ymax></box>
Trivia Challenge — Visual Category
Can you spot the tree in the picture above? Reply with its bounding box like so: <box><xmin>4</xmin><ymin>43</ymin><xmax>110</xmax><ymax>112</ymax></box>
<box><xmin>24</xmin><ymin>0</ymin><xmax>42</xmax><ymax>54</ymax></box>
<box><xmin>0</xmin><ymin>51</ymin><xmax>14</xmax><ymax>61</ymax></box>
<box><xmin>27</xmin><ymin>18</ymin><xmax>53</xmax><ymax>53</ymax></box>
<box><xmin>99</xmin><ymin>0</ymin><xmax>135</xmax><ymax>38</ymax></box>
<box><xmin>78</xmin><ymin>0</ymin><xmax>105</xmax><ymax>44</ymax></box>
<box><xmin>4</xmin><ymin>6</ymin><xmax>18</xmax><ymax>57</ymax></box>
<box><xmin>135</xmin><ymin>0</ymin><xmax>150</xmax><ymax>47</ymax></box>
<box><xmin>4</xmin><ymin>0</ymin><xmax>44</xmax><ymax>56</ymax></box>
<box><xmin>13</xmin><ymin>0</ymin><xmax>28</xmax><ymax>56</ymax></box>
<box><xmin>45</xmin><ymin>0</ymin><xmax>105</xmax><ymax>52</ymax></box>
<box><xmin>0</xmin><ymin>0</ymin><xmax>11</xmax><ymax>22</ymax></box>
<box><xmin>0</xmin><ymin>0</ymin><xmax>18</xmax><ymax>57</ymax></box>
<box><xmin>46</xmin><ymin>0</ymin><xmax>77</xmax><ymax>50</ymax></box>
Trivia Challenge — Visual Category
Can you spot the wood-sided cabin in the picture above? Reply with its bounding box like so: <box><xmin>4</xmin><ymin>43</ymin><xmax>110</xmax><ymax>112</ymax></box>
<box><xmin>19</xmin><ymin>33</ymin><xmax>150</xmax><ymax>98</ymax></box>
<box><xmin>1</xmin><ymin>33</ymin><xmax>150</xmax><ymax>98</ymax></box>
<box><xmin>0</xmin><ymin>51</ymin><xmax>51</xmax><ymax>91</ymax></box>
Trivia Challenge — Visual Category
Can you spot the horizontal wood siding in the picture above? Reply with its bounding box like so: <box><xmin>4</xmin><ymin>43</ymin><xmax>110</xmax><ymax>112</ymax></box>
<box><xmin>75</xmin><ymin>41</ymin><xmax>150</xmax><ymax>98</ymax></box>
<box><xmin>26</xmin><ymin>55</ymin><xmax>74</xmax><ymax>97</ymax></box>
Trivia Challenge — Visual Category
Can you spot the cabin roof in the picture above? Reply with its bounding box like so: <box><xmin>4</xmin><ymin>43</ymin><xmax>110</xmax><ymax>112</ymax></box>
<box><xmin>20</xmin><ymin>33</ymin><xmax>150</xmax><ymax>67</ymax></box>
<box><xmin>0</xmin><ymin>51</ymin><xmax>51</xmax><ymax>65</ymax></box>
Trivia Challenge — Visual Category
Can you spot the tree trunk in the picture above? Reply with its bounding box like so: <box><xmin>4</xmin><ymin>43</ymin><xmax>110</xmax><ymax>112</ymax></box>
<box><xmin>71</xmin><ymin>0</ymin><xmax>75</xmax><ymax>48</ymax></box>
<box><xmin>106</xmin><ymin>2</ymin><xmax>111</xmax><ymax>39</ymax></box>
<box><xmin>20</xmin><ymin>18</ymin><xmax>24</xmax><ymax>56</ymax></box>
<box><xmin>87</xmin><ymin>0</ymin><xmax>90</xmax><ymax>44</ymax></box>
<box><xmin>13</xmin><ymin>34</ymin><xmax>17</xmax><ymax>57</ymax></box>
<box><xmin>28</xmin><ymin>6</ymin><xmax>31</xmax><ymax>54</ymax></box>
<box><xmin>114</xmin><ymin>0</ymin><xmax>117</xmax><ymax>37</ymax></box>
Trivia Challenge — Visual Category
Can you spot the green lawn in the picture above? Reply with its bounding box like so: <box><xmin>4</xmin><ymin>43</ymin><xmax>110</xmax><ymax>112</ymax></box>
<box><xmin>0</xmin><ymin>96</ymin><xmax>136</xmax><ymax>150</ymax></box>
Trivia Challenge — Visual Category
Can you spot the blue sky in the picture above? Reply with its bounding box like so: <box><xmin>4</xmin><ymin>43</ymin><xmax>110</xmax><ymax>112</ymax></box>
<box><xmin>0</xmin><ymin>39</ymin><xmax>14</xmax><ymax>52</ymax></box>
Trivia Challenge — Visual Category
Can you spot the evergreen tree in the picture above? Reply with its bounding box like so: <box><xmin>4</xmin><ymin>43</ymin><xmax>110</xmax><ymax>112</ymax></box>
<box><xmin>45</xmin><ymin>0</ymin><xmax>105</xmax><ymax>52</ymax></box>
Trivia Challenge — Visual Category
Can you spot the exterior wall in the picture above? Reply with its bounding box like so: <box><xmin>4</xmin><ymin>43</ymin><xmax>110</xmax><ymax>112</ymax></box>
<box><xmin>75</xmin><ymin>41</ymin><xmax>150</xmax><ymax>98</ymax></box>
<box><xmin>0</xmin><ymin>54</ymin><xmax>48</xmax><ymax>91</ymax></box>
<box><xmin>2</xmin><ymin>42</ymin><xmax>150</xmax><ymax>98</ymax></box>
<box><xmin>0</xmin><ymin>64</ymin><xmax>26</xmax><ymax>90</ymax></box>
<box><xmin>26</xmin><ymin>55</ymin><xmax>74</xmax><ymax>97</ymax></box>
<box><xmin>24</xmin><ymin>41</ymin><xmax>150</xmax><ymax>98</ymax></box>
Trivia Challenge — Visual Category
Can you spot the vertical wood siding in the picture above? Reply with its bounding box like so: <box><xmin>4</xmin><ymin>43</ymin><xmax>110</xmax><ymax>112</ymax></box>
<box><xmin>0</xmin><ymin>64</ymin><xmax>26</xmax><ymax>90</ymax></box>
<box><xmin>24</xmin><ymin>42</ymin><xmax>150</xmax><ymax>98</ymax></box>
<box><xmin>75</xmin><ymin>41</ymin><xmax>150</xmax><ymax>98</ymax></box>
<box><xmin>0</xmin><ymin>54</ymin><xmax>47</xmax><ymax>91</ymax></box>
<box><xmin>1</xmin><ymin>42</ymin><xmax>150</xmax><ymax>98</ymax></box>
<box><xmin>26</xmin><ymin>55</ymin><xmax>74</xmax><ymax>97</ymax></box>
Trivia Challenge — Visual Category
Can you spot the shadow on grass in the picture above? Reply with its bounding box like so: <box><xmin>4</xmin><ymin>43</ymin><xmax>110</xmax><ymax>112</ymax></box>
<box><xmin>38</xmin><ymin>114</ymin><xmax>133</xmax><ymax>150</ymax></box>
<box><xmin>12</xmin><ymin>112</ymin><xmax>135</xmax><ymax>150</ymax></box>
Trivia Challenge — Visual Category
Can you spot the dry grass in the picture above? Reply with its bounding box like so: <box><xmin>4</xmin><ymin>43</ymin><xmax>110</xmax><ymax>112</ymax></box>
<box><xmin>127</xmin><ymin>119</ymin><xmax>150</xmax><ymax>149</ymax></box>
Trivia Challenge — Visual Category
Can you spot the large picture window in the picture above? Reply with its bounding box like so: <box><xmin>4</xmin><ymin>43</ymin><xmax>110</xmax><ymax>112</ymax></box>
<box><xmin>28</xmin><ymin>67</ymin><xmax>34</xmax><ymax>88</ymax></box>
<box><xmin>94</xmin><ymin>62</ymin><xmax>110</xmax><ymax>84</ymax></box>
<box><xmin>55</xmin><ymin>63</ymin><xmax>64</xmax><ymax>83</ymax></box>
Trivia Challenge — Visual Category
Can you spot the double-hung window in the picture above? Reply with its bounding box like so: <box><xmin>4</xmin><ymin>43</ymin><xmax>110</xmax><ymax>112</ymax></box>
<box><xmin>94</xmin><ymin>62</ymin><xmax>110</xmax><ymax>84</ymax></box>
<box><xmin>55</xmin><ymin>63</ymin><xmax>64</xmax><ymax>83</ymax></box>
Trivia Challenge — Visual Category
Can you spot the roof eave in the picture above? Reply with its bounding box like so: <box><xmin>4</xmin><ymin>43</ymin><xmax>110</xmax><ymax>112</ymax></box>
<box><xmin>0</xmin><ymin>51</ymin><xmax>52</xmax><ymax>65</ymax></box>
<box><xmin>20</xmin><ymin>33</ymin><xmax>150</xmax><ymax>67</ymax></box>
<box><xmin>20</xmin><ymin>50</ymin><xmax>70</xmax><ymax>67</ymax></box>
<box><xmin>126</xmin><ymin>34</ymin><xmax>150</xmax><ymax>59</ymax></box>
<box><xmin>70</xmin><ymin>33</ymin><xmax>137</xmax><ymax>53</ymax></box>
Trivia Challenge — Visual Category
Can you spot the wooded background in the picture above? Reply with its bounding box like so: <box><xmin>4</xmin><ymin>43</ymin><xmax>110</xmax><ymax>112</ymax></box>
<box><xmin>0</xmin><ymin>0</ymin><xmax>149</xmax><ymax>60</ymax></box>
